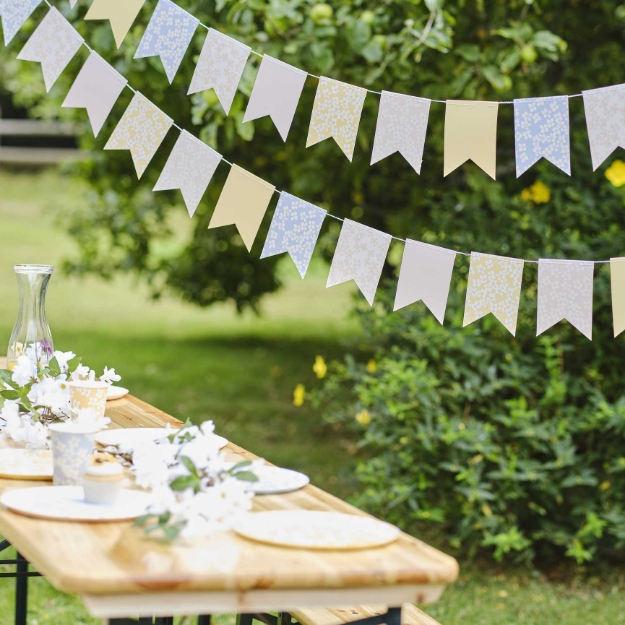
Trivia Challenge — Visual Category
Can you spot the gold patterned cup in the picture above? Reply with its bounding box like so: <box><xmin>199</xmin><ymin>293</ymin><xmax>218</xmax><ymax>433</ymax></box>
<box><xmin>68</xmin><ymin>380</ymin><xmax>109</xmax><ymax>422</ymax></box>
<box><xmin>49</xmin><ymin>423</ymin><xmax>99</xmax><ymax>486</ymax></box>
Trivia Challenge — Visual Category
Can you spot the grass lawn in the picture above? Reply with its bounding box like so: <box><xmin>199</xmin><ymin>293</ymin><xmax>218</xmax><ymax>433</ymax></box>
<box><xmin>0</xmin><ymin>170</ymin><xmax>624</xmax><ymax>624</ymax></box>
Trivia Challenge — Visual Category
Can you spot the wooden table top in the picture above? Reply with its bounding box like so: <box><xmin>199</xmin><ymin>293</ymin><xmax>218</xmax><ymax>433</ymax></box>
<box><xmin>0</xmin><ymin>395</ymin><xmax>459</xmax><ymax>601</ymax></box>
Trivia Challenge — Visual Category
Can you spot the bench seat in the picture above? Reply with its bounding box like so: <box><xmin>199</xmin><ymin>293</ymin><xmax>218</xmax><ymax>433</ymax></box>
<box><xmin>290</xmin><ymin>604</ymin><xmax>442</xmax><ymax>625</ymax></box>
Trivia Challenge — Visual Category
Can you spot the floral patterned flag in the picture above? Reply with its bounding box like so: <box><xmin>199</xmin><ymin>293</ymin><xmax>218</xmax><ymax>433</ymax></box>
<box><xmin>243</xmin><ymin>56</ymin><xmax>308</xmax><ymax>142</ymax></box>
<box><xmin>514</xmin><ymin>96</ymin><xmax>571</xmax><ymax>177</ymax></box>
<box><xmin>85</xmin><ymin>0</ymin><xmax>146</xmax><ymax>49</ymax></box>
<box><xmin>463</xmin><ymin>252</ymin><xmax>525</xmax><ymax>335</ymax></box>
<box><xmin>537</xmin><ymin>259</ymin><xmax>594</xmax><ymax>340</ymax></box>
<box><xmin>327</xmin><ymin>219</ymin><xmax>392</xmax><ymax>306</ymax></box>
<box><xmin>188</xmin><ymin>28</ymin><xmax>250</xmax><ymax>115</ymax></box>
<box><xmin>610</xmin><ymin>258</ymin><xmax>625</xmax><ymax>338</ymax></box>
<box><xmin>260</xmin><ymin>192</ymin><xmax>327</xmax><ymax>278</ymax></box>
<box><xmin>17</xmin><ymin>7</ymin><xmax>83</xmax><ymax>92</ymax></box>
<box><xmin>62</xmin><ymin>51</ymin><xmax>127</xmax><ymax>137</ymax></box>
<box><xmin>104</xmin><ymin>92</ymin><xmax>173</xmax><ymax>179</ymax></box>
<box><xmin>134</xmin><ymin>0</ymin><xmax>198</xmax><ymax>83</ymax></box>
<box><xmin>0</xmin><ymin>0</ymin><xmax>41</xmax><ymax>45</ymax></box>
<box><xmin>306</xmin><ymin>77</ymin><xmax>367</xmax><ymax>161</ymax></box>
<box><xmin>583</xmin><ymin>84</ymin><xmax>625</xmax><ymax>171</ymax></box>
<box><xmin>394</xmin><ymin>240</ymin><xmax>456</xmax><ymax>324</ymax></box>
<box><xmin>371</xmin><ymin>92</ymin><xmax>431</xmax><ymax>174</ymax></box>
<box><xmin>444</xmin><ymin>101</ymin><xmax>499</xmax><ymax>179</ymax></box>
<box><xmin>154</xmin><ymin>130</ymin><xmax>221</xmax><ymax>217</ymax></box>
<box><xmin>208</xmin><ymin>165</ymin><xmax>275</xmax><ymax>252</ymax></box>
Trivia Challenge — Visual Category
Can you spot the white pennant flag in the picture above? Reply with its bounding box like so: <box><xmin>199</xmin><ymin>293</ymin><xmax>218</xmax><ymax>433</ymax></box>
<box><xmin>243</xmin><ymin>56</ymin><xmax>307</xmax><ymax>142</ymax></box>
<box><xmin>154</xmin><ymin>131</ymin><xmax>221</xmax><ymax>217</ymax></box>
<box><xmin>583</xmin><ymin>84</ymin><xmax>625</xmax><ymax>171</ymax></box>
<box><xmin>394</xmin><ymin>240</ymin><xmax>456</xmax><ymax>324</ymax></box>
<box><xmin>327</xmin><ymin>219</ymin><xmax>391</xmax><ymax>306</ymax></box>
<box><xmin>17</xmin><ymin>7</ymin><xmax>83</xmax><ymax>92</ymax></box>
<box><xmin>62</xmin><ymin>52</ymin><xmax>127</xmax><ymax>137</ymax></box>
<box><xmin>0</xmin><ymin>0</ymin><xmax>41</xmax><ymax>46</ymax></box>
<box><xmin>188</xmin><ymin>28</ymin><xmax>250</xmax><ymax>115</ymax></box>
<box><xmin>371</xmin><ymin>92</ymin><xmax>431</xmax><ymax>174</ymax></box>
<box><xmin>69</xmin><ymin>0</ymin><xmax>78</xmax><ymax>7</ymax></box>
<box><xmin>537</xmin><ymin>259</ymin><xmax>594</xmax><ymax>340</ymax></box>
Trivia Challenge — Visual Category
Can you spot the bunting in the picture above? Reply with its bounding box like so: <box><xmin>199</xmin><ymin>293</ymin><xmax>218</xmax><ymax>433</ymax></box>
<box><xmin>394</xmin><ymin>240</ymin><xmax>456</xmax><ymax>324</ymax></box>
<box><xmin>104</xmin><ymin>92</ymin><xmax>173</xmax><ymax>178</ymax></box>
<box><xmin>306</xmin><ymin>77</ymin><xmax>367</xmax><ymax>161</ymax></box>
<box><xmin>583</xmin><ymin>84</ymin><xmax>625</xmax><ymax>171</ymax></box>
<box><xmin>17</xmin><ymin>7</ymin><xmax>83</xmax><ymax>93</ymax></box>
<box><xmin>188</xmin><ymin>28</ymin><xmax>250</xmax><ymax>115</ymax></box>
<box><xmin>514</xmin><ymin>96</ymin><xmax>571</xmax><ymax>177</ymax></box>
<box><xmin>0</xmin><ymin>0</ymin><xmax>41</xmax><ymax>45</ymax></box>
<box><xmin>208</xmin><ymin>165</ymin><xmax>275</xmax><ymax>252</ymax></box>
<box><xmin>326</xmin><ymin>219</ymin><xmax>391</xmax><ymax>305</ymax></box>
<box><xmin>134</xmin><ymin>0</ymin><xmax>198</xmax><ymax>83</ymax></box>
<box><xmin>85</xmin><ymin>0</ymin><xmax>146</xmax><ymax>49</ymax></box>
<box><xmin>537</xmin><ymin>259</ymin><xmax>594</xmax><ymax>340</ymax></box>
<box><xmin>444</xmin><ymin>101</ymin><xmax>499</xmax><ymax>179</ymax></box>
<box><xmin>154</xmin><ymin>130</ymin><xmax>221</xmax><ymax>217</ymax></box>
<box><xmin>371</xmin><ymin>92</ymin><xmax>431</xmax><ymax>174</ymax></box>
<box><xmin>62</xmin><ymin>51</ymin><xmax>127</xmax><ymax>136</ymax></box>
<box><xmin>260</xmin><ymin>192</ymin><xmax>326</xmax><ymax>278</ymax></box>
<box><xmin>243</xmin><ymin>56</ymin><xmax>307</xmax><ymax>142</ymax></box>
<box><xmin>463</xmin><ymin>252</ymin><xmax>524</xmax><ymax>335</ymax></box>
<box><xmin>611</xmin><ymin>258</ymin><xmax>625</xmax><ymax>338</ymax></box>
<box><xmin>69</xmin><ymin>0</ymin><xmax>77</xmax><ymax>7</ymax></box>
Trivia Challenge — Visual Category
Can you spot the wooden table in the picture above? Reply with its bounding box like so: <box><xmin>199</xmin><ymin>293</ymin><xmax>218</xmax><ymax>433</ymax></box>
<box><xmin>0</xmin><ymin>395</ymin><xmax>458</xmax><ymax>622</ymax></box>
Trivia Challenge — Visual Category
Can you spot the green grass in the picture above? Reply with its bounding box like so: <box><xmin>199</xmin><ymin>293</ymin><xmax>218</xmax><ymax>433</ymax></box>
<box><xmin>1</xmin><ymin>170</ymin><xmax>624</xmax><ymax>624</ymax></box>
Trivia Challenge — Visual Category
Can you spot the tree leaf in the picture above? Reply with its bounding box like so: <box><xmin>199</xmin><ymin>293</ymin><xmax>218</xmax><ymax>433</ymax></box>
<box><xmin>347</xmin><ymin>20</ymin><xmax>371</xmax><ymax>53</ymax></box>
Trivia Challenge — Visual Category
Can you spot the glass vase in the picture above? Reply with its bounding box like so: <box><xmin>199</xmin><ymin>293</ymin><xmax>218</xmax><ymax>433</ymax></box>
<box><xmin>7</xmin><ymin>264</ymin><xmax>54</xmax><ymax>370</ymax></box>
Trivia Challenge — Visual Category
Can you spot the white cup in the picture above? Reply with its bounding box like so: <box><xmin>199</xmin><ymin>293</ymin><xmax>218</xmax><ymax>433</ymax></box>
<box><xmin>49</xmin><ymin>422</ymin><xmax>99</xmax><ymax>486</ymax></box>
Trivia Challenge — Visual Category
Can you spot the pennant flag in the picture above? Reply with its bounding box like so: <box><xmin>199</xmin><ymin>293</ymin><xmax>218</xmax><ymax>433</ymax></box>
<box><xmin>463</xmin><ymin>252</ymin><xmax>524</xmax><ymax>335</ymax></box>
<box><xmin>306</xmin><ymin>77</ymin><xmax>367</xmax><ymax>161</ymax></box>
<box><xmin>85</xmin><ymin>0</ymin><xmax>146</xmax><ymax>49</ymax></box>
<box><xmin>371</xmin><ymin>92</ymin><xmax>431</xmax><ymax>174</ymax></box>
<box><xmin>394</xmin><ymin>240</ymin><xmax>456</xmax><ymax>324</ymax></box>
<box><xmin>62</xmin><ymin>52</ymin><xmax>127</xmax><ymax>137</ymax></box>
<box><xmin>611</xmin><ymin>258</ymin><xmax>625</xmax><ymax>338</ymax></box>
<box><xmin>188</xmin><ymin>28</ymin><xmax>250</xmax><ymax>115</ymax></box>
<box><xmin>243</xmin><ymin>56</ymin><xmax>307</xmax><ymax>142</ymax></box>
<box><xmin>444</xmin><ymin>101</ymin><xmax>499</xmax><ymax>179</ymax></box>
<box><xmin>537</xmin><ymin>259</ymin><xmax>594</xmax><ymax>340</ymax></box>
<box><xmin>70</xmin><ymin>0</ymin><xmax>78</xmax><ymax>7</ymax></box>
<box><xmin>583</xmin><ymin>84</ymin><xmax>625</xmax><ymax>171</ymax></box>
<box><xmin>17</xmin><ymin>7</ymin><xmax>83</xmax><ymax>93</ymax></box>
<box><xmin>514</xmin><ymin>96</ymin><xmax>571</xmax><ymax>177</ymax></box>
<box><xmin>327</xmin><ymin>219</ymin><xmax>391</xmax><ymax>306</ymax></box>
<box><xmin>208</xmin><ymin>165</ymin><xmax>275</xmax><ymax>252</ymax></box>
<box><xmin>104</xmin><ymin>92</ymin><xmax>173</xmax><ymax>179</ymax></box>
<box><xmin>260</xmin><ymin>192</ymin><xmax>327</xmax><ymax>278</ymax></box>
<box><xmin>0</xmin><ymin>0</ymin><xmax>41</xmax><ymax>45</ymax></box>
<box><xmin>154</xmin><ymin>130</ymin><xmax>221</xmax><ymax>218</ymax></box>
<box><xmin>134</xmin><ymin>0</ymin><xmax>198</xmax><ymax>84</ymax></box>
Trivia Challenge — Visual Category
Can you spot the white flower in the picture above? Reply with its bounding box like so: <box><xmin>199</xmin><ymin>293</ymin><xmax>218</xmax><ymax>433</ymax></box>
<box><xmin>70</xmin><ymin>365</ymin><xmax>90</xmax><ymax>381</ymax></box>
<box><xmin>100</xmin><ymin>367</ymin><xmax>121</xmax><ymax>385</ymax></box>
<box><xmin>11</xmin><ymin>356</ymin><xmax>37</xmax><ymax>387</ymax></box>
<box><xmin>133</xmin><ymin>443</ymin><xmax>176</xmax><ymax>490</ymax></box>
<box><xmin>73</xmin><ymin>407</ymin><xmax>110</xmax><ymax>430</ymax></box>
<box><xmin>53</xmin><ymin>351</ymin><xmax>76</xmax><ymax>372</ymax></box>
<box><xmin>0</xmin><ymin>401</ymin><xmax>20</xmax><ymax>428</ymax></box>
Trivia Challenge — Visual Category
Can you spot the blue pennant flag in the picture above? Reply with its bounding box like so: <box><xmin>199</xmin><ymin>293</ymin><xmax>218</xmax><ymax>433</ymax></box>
<box><xmin>0</xmin><ymin>0</ymin><xmax>42</xmax><ymax>45</ymax></box>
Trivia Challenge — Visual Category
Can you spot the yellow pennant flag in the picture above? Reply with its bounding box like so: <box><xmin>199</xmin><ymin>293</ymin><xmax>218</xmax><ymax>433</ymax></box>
<box><xmin>611</xmin><ymin>258</ymin><xmax>625</xmax><ymax>337</ymax></box>
<box><xmin>444</xmin><ymin>100</ymin><xmax>499</xmax><ymax>179</ymax></box>
<box><xmin>85</xmin><ymin>0</ymin><xmax>146</xmax><ymax>48</ymax></box>
<box><xmin>208</xmin><ymin>165</ymin><xmax>275</xmax><ymax>252</ymax></box>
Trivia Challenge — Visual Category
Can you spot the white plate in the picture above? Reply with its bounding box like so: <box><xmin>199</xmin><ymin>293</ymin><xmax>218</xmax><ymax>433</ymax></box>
<box><xmin>233</xmin><ymin>510</ymin><xmax>400</xmax><ymax>550</ymax></box>
<box><xmin>1</xmin><ymin>486</ymin><xmax>151</xmax><ymax>522</ymax></box>
<box><xmin>95</xmin><ymin>427</ymin><xmax>228</xmax><ymax>450</ymax></box>
<box><xmin>0</xmin><ymin>449</ymin><xmax>53</xmax><ymax>480</ymax></box>
<box><xmin>107</xmin><ymin>386</ymin><xmax>129</xmax><ymax>401</ymax></box>
<box><xmin>250</xmin><ymin>466</ymin><xmax>310</xmax><ymax>495</ymax></box>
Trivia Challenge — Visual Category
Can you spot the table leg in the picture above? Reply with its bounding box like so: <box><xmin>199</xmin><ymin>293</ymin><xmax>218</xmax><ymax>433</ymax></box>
<box><xmin>15</xmin><ymin>552</ymin><xmax>28</xmax><ymax>625</ymax></box>
<box><xmin>197</xmin><ymin>616</ymin><xmax>212</xmax><ymax>625</ymax></box>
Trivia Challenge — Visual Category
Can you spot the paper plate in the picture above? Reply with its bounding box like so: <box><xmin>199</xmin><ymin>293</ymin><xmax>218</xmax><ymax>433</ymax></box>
<box><xmin>250</xmin><ymin>466</ymin><xmax>310</xmax><ymax>495</ymax></box>
<box><xmin>1</xmin><ymin>486</ymin><xmax>151</xmax><ymax>522</ymax></box>
<box><xmin>233</xmin><ymin>510</ymin><xmax>400</xmax><ymax>550</ymax></box>
<box><xmin>0</xmin><ymin>449</ymin><xmax>53</xmax><ymax>481</ymax></box>
<box><xmin>107</xmin><ymin>386</ymin><xmax>129</xmax><ymax>401</ymax></box>
<box><xmin>95</xmin><ymin>428</ymin><xmax>228</xmax><ymax>450</ymax></box>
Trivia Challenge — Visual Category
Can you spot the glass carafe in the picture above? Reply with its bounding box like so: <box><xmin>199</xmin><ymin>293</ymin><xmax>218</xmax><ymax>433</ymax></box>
<box><xmin>7</xmin><ymin>264</ymin><xmax>54</xmax><ymax>370</ymax></box>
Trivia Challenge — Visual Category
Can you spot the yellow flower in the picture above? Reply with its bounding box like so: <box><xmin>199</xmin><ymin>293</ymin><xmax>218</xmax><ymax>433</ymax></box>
<box><xmin>606</xmin><ymin>160</ymin><xmax>625</xmax><ymax>187</ymax></box>
<box><xmin>355</xmin><ymin>409</ymin><xmax>371</xmax><ymax>426</ymax></box>
<box><xmin>293</xmin><ymin>384</ymin><xmax>305</xmax><ymax>407</ymax></box>
<box><xmin>520</xmin><ymin>180</ymin><xmax>551</xmax><ymax>204</ymax></box>
<box><xmin>366</xmin><ymin>359</ymin><xmax>377</xmax><ymax>373</ymax></box>
<box><xmin>313</xmin><ymin>355</ymin><xmax>327</xmax><ymax>379</ymax></box>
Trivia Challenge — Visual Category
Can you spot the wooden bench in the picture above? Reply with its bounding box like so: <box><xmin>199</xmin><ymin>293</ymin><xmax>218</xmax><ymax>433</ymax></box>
<box><xmin>291</xmin><ymin>603</ymin><xmax>442</xmax><ymax>625</ymax></box>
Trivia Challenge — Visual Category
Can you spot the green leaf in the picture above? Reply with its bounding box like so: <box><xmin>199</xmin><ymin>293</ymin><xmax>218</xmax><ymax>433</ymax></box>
<box><xmin>455</xmin><ymin>44</ymin><xmax>480</xmax><ymax>63</ymax></box>
<box><xmin>531</xmin><ymin>30</ymin><xmax>567</xmax><ymax>53</ymax></box>
<box><xmin>347</xmin><ymin>20</ymin><xmax>371</xmax><ymax>53</ymax></box>
<box><xmin>179</xmin><ymin>455</ymin><xmax>199</xmax><ymax>478</ymax></box>
<box><xmin>234</xmin><ymin>471</ymin><xmax>259</xmax><ymax>482</ymax></box>
<box><xmin>230</xmin><ymin>460</ymin><xmax>252</xmax><ymax>472</ymax></box>
<box><xmin>48</xmin><ymin>357</ymin><xmax>61</xmax><ymax>378</ymax></box>
<box><xmin>1</xmin><ymin>389</ymin><xmax>24</xmax><ymax>401</ymax></box>
<box><xmin>481</xmin><ymin>65</ymin><xmax>511</xmax><ymax>92</ymax></box>
<box><xmin>19</xmin><ymin>395</ymin><xmax>32</xmax><ymax>412</ymax></box>
<box><xmin>170</xmin><ymin>475</ymin><xmax>200</xmax><ymax>492</ymax></box>
<box><xmin>133</xmin><ymin>513</ymin><xmax>154</xmax><ymax>527</ymax></box>
<box><xmin>0</xmin><ymin>370</ymin><xmax>18</xmax><ymax>389</ymax></box>
<box><xmin>67</xmin><ymin>357</ymin><xmax>83</xmax><ymax>375</ymax></box>
<box><xmin>500</xmin><ymin>48</ymin><xmax>521</xmax><ymax>73</ymax></box>
<box><xmin>361</xmin><ymin>39</ymin><xmax>384</xmax><ymax>64</ymax></box>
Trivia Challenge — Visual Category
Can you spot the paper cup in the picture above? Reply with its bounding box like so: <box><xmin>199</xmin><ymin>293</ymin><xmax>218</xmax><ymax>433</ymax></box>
<box><xmin>69</xmin><ymin>380</ymin><xmax>109</xmax><ymax>421</ymax></box>
<box><xmin>49</xmin><ymin>422</ymin><xmax>99</xmax><ymax>486</ymax></box>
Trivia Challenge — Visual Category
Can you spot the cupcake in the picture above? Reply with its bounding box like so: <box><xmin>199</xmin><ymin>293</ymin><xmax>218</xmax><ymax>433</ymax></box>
<box><xmin>82</xmin><ymin>454</ymin><xmax>124</xmax><ymax>505</ymax></box>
